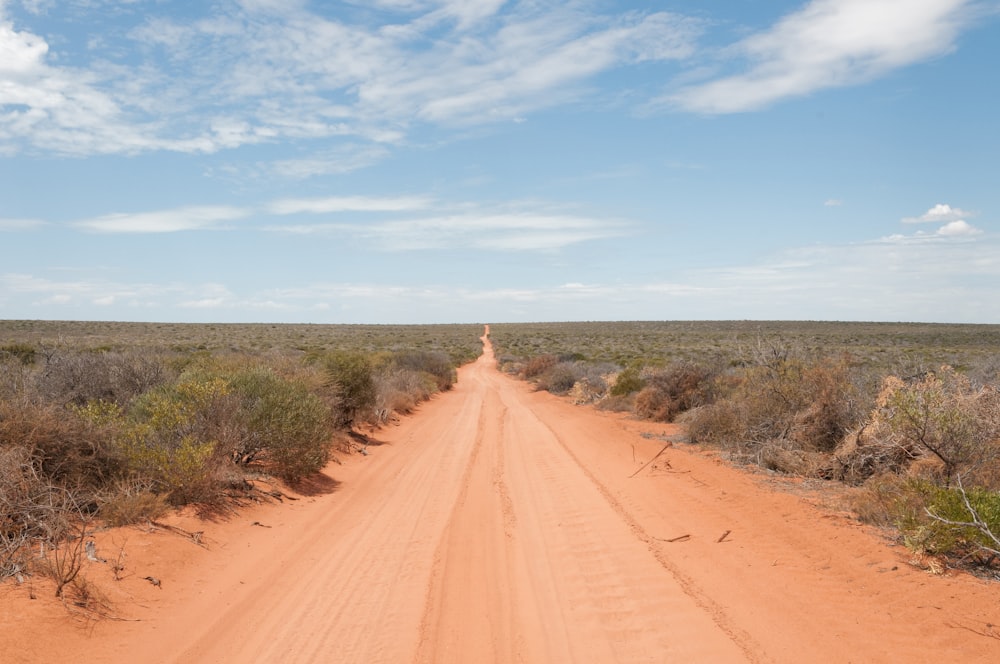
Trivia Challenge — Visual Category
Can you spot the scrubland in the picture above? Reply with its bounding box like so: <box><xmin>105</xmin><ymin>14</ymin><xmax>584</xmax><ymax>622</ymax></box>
<box><xmin>489</xmin><ymin>321</ymin><xmax>1000</xmax><ymax>576</ymax></box>
<box><xmin>3</xmin><ymin>316</ymin><xmax>1000</xmax><ymax>615</ymax></box>
<box><xmin>0</xmin><ymin>320</ymin><xmax>481</xmax><ymax>601</ymax></box>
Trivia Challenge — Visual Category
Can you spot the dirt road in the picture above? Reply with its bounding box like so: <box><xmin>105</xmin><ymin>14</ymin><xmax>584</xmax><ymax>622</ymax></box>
<box><xmin>4</xmin><ymin>327</ymin><xmax>999</xmax><ymax>662</ymax></box>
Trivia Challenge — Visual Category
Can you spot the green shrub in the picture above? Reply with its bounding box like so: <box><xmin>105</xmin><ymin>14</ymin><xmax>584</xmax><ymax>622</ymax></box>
<box><xmin>610</xmin><ymin>366</ymin><xmax>644</xmax><ymax>396</ymax></box>
<box><xmin>91</xmin><ymin>376</ymin><xmax>231</xmax><ymax>504</ymax></box>
<box><xmin>225</xmin><ymin>367</ymin><xmax>332</xmax><ymax>482</ymax></box>
<box><xmin>317</xmin><ymin>352</ymin><xmax>377</xmax><ymax>426</ymax></box>
<box><xmin>877</xmin><ymin>479</ymin><xmax>1000</xmax><ymax>566</ymax></box>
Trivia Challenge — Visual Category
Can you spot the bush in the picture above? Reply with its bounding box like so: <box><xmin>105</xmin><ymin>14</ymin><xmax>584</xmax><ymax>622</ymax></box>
<box><xmin>91</xmin><ymin>376</ymin><xmax>231</xmax><ymax>504</ymax></box>
<box><xmin>523</xmin><ymin>354</ymin><xmax>558</xmax><ymax>380</ymax></box>
<box><xmin>1</xmin><ymin>399</ymin><xmax>121</xmax><ymax>498</ymax></box>
<box><xmin>537</xmin><ymin>362</ymin><xmax>582</xmax><ymax>395</ymax></box>
<box><xmin>36</xmin><ymin>350</ymin><xmax>169</xmax><ymax>408</ymax></box>
<box><xmin>858</xmin><ymin>477</ymin><xmax>1000</xmax><ymax>567</ymax></box>
<box><xmin>317</xmin><ymin>352</ymin><xmax>377</xmax><ymax>426</ymax></box>
<box><xmin>0</xmin><ymin>447</ymin><xmax>85</xmax><ymax>580</ymax></box>
<box><xmin>393</xmin><ymin>351</ymin><xmax>456</xmax><ymax>391</ymax></box>
<box><xmin>372</xmin><ymin>367</ymin><xmax>438</xmax><ymax>422</ymax></box>
<box><xmin>684</xmin><ymin>354</ymin><xmax>861</xmax><ymax>457</ymax></box>
<box><xmin>865</xmin><ymin>367</ymin><xmax>1000</xmax><ymax>484</ymax></box>
<box><xmin>610</xmin><ymin>366</ymin><xmax>644</xmax><ymax>396</ymax></box>
<box><xmin>225</xmin><ymin>367</ymin><xmax>333</xmax><ymax>482</ymax></box>
<box><xmin>96</xmin><ymin>478</ymin><xmax>169</xmax><ymax>526</ymax></box>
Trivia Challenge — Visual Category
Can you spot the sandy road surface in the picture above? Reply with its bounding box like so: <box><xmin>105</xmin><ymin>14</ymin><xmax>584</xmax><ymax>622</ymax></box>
<box><xmin>4</xmin><ymin>327</ymin><xmax>1000</xmax><ymax>662</ymax></box>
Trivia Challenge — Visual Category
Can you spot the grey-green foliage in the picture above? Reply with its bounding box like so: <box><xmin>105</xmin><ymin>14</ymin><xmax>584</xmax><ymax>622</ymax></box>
<box><xmin>318</xmin><ymin>352</ymin><xmax>377</xmax><ymax>426</ymax></box>
<box><xmin>226</xmin><ymin>367</ymin><xmax>333</xmax><ymax>482</ymax></box>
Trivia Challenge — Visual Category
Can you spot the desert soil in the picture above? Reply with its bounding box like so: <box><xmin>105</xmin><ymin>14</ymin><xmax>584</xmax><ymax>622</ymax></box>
<box><xmin>3</xmin><ymin>327</ymin><xmax>999</xmax><ymax>662</ymax></box>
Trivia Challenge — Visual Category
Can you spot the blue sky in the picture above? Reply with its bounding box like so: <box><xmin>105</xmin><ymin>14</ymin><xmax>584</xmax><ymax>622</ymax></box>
<box><xmin>1</xmin><ymin>0</ymin><xmax>998</xmax><ymax>324</ymax></box>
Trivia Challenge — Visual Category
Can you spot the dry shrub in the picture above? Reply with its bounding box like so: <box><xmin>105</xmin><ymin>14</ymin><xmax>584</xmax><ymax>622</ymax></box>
<box><xmin>642</xmin><ymin>362</ymin><xmax>718</xmax><ymax>420</ymax></box>
<box><xmin>682</xmin><ymin>354</ymin><xmax>861</xmax><ymax>459</ymax></box>
<box><xmin>0</xmin><ymin>399</ymin><xmax>120</xmax><ymax>497</ymax></box>
<box><xmin>568</xmin><ymin>376</ymin><xmax>607</xmax><ymax>405</ymax></box>
<box><xmin>97</xmin><ymin>479</ymin><xmax>169</xmax><ymax>527</ymax></box>
<box><xmin>523</xmin><ymin>354</ymin><xmax>558</xmax><ymax>380</ymax></box>
<box><xmin>830</xmin><ymin>427</ymin><xmax>911</xmax><ymax>485</ymax></box>
<box><xmin>0</xmin><ymin>447</ymin><xmax>44</xmax><ymax>578</ymax></box>
<box><xmin>37</xmin><ymin>516</ymin><xmax>89</xmax><ymax>598</ymax></box>
<box><xmin>758</xmin><ymin>440</ymin><xmax>829</xmax><ymax>477</ymax></box>
<box><xmin>848</xmin><ymin>473</ymin><xmax>918</xmax><ymax>528</ymax></box>
<box><xmin>536</xmin><ymin>362</ymin><xmax>583</xmax><ymax>395</ymax></box>
<box><xmin>679</xmin><ymin>400</ymin><xmax>748</xmax><ymax>450</ymax></box>
<box><xmin>392</xmin><ymin>351</ymin><xmax>456</xmax><ymax>391</ymax></box>
<box><xmin>595</xmin><ymin>392</ymin><xmax>635</xmax><ymax>413</ymax></box>
<box><xmin>36</xmin><ymin>350</ymin><xmax>169</xmax><ymax>408</ymax></box>
<box><xmin>858</xmin><ymin>367</ymin><xmax>1000</xmax><ymax>486</ymax></box>
<box><xmin>371</xmin><ymin>362</ymin><xmax>447</xmax><ymax>424</ymax></box>
<box><xmin>0</xmin><ymin>447</ymin><xmax>91</xmax><ymax>591</ymax></box>
<box><xmin>634</xmin><ymin>386</ymin><xmax>674</xmax><ymax>422</ymax></box>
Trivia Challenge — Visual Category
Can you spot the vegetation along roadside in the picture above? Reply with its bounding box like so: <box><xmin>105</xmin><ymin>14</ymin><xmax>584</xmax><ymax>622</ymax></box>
<box><xmin>489</xmin><ymin>321</ymin><xmax>1000</xmax><ymax>577</ymax></box>
<box><xmin>0</xmin><ymin>320</ymin><xmax>481</xmax><ymax>605</ymax></box>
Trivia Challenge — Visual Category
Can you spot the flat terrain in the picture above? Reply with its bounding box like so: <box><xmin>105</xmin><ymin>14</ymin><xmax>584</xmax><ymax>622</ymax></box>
<box><xmin>3</xmin><ymin>328</ymin><xmax>999</xmax><ymax>662</ymax></box>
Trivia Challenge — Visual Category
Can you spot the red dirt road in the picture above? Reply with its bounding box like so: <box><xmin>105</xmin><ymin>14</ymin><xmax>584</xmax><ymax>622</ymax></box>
<box><xmin>4</xmin><ymin>327</ymin><xmax>999</xmax><ymax>662</ymax></box>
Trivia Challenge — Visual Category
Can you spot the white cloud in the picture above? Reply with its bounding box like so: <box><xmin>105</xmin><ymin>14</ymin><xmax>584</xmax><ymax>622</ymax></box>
<box><xmin>824</xmin><ymin>199</ymin><xmax>843</xmax><ymax>207</ymax></box>
<box><xmin>180</xmin><ymin>298</ymin><xmax>227</xmax><ymax>309</ymax></box>
<box><xmin>670</xmin><ymin>0</ymin><xmax>972</xmax><ymax>113</ymax></box>
<box><xmin>267</xmin><ymin>211</ymin><xmax>629</xmax><ymax>251</ymax></box>
<box><xmin>267</xmin><ymin>195</ymin><xmax>432</xmax><ymax>215</ymax></box>
<box><xmin>2</xmin><ymin>3</ymin><xmax>700</xmax><ymax>158</ymax></box>
<box><xmin>75</xmin><ymin>205</ymin><xmax>250</xmax><ymax>233</ymax></box>
<box><xmin>937</xmin><ymin>219</ymin><xmax>981</xmax><ymax>236</ymax></box>
<box><xmin>1</xmin><ymin>272</ymin><xmax>252</xmax><ymax>314</ymax></box>
<box><xmin>902</xmin><ymin>202</ymin><xmax>973</xmax><ymax>223</ymax></box>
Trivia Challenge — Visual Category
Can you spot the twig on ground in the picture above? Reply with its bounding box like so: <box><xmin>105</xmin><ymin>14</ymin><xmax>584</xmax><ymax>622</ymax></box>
<box><xmin>149</xmin><ymin>521</ymin><xmax>206</xmax><ymax>548</ymax></box>
<box><xmin>629</xmin><ymin>443</ymin><xmax>673</xmax><ymax>479</ymax></box>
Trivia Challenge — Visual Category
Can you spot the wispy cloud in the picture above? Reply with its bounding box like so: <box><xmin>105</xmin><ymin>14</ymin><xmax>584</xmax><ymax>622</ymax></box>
<box><xmin>267</xmin><ymin>195</ymin><xmax>432</xmax><ymax>215</ymax></box>
<box><xmin>1</xmin><ymin>3</ymin><xmax>699</xmax><ymax>159</ymax></box>
<box><xmin>75</xmin><ymin>205</ymin><xmax>250</xmax><ymax>233</ymax></box>
<box><xmin>267</xmin><ymin>211</ymin><xmax>630</xmax><ymax>251</ymax></box>
<box><xmin>266</xmin><ymin>145</ymin><xmax>392</xmax><ymax>179</ymax></box>
<box><xmin>1</xmin><ymin>272</ymin><xmax>170</xmax><ymax>308</ymax></box>
<box><xmin>0</xmin><ymin>217</ymin><xmax>45</xmax><ymax>230</ymax></box>
<box><xmin>669</xmin><ymin>0</ymin><xmax>974</xmax><ymax>113</ymax></box>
